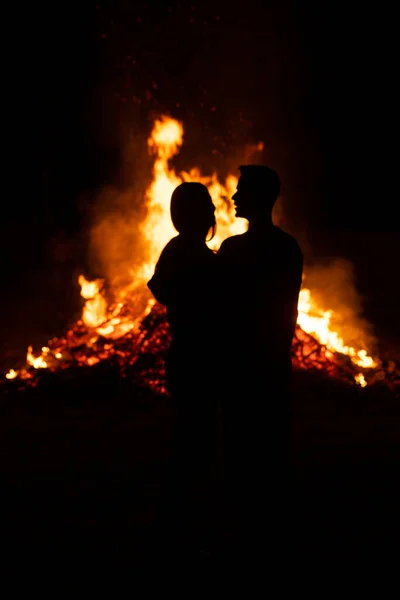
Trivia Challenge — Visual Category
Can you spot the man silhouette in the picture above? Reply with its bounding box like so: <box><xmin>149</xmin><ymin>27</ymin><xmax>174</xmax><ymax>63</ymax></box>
<box><xmin>218</xmin><ymin>165</ymin><xmax>303</xmax><ymax>550</ymax></box>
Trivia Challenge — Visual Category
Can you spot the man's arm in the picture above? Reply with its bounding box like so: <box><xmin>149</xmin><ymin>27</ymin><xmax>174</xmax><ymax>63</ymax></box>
<box><xmin>274</xmin><ymin>238</ymin><xmax>303</xmax><ymax>353</ymax></box>
<box><xmin>287</xmin><ymin>243</ymin><xmax>304</xmax><ymax>343</ymax></box>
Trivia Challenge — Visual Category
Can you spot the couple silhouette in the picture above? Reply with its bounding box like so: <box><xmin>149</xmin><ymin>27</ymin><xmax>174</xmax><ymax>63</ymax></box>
<box><xmin>148</xmin><ymin>165</ymin><xmax>303</xmax><ymax>553</ymax></box>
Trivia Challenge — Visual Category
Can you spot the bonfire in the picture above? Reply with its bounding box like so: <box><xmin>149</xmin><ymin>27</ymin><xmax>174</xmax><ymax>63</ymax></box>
<box><xmin>2</xmin><ymin>116</ymin><xmax>399</xmax><ymax>396</ymax></box>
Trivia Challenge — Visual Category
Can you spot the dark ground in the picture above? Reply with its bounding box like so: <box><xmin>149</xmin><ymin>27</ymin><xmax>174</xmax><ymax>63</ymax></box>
<box><xmin>1</xmin><ymin>368</ymin><xmax>399</xmax><ymax>583</ymax></box>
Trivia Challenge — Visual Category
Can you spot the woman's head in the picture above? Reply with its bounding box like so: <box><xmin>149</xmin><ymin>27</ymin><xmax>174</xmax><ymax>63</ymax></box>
<box><xmin>170</xmin><ymin>182</ymin><xmax>216</xmax><ymax>240</ymax></box>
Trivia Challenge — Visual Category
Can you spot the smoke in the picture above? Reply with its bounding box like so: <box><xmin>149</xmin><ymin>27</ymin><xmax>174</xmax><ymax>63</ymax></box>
<box><xmin>302</xmin><ymin>258</ymin><xmax>376</xmax><ymax>353</ymax></box>
<box><xmin>88</xmin><ymin>132</ymin><xmax>154</xmax><ymax>291</ymax></box>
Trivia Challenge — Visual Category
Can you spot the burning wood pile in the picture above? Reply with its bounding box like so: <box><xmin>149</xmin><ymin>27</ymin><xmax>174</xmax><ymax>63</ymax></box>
<box><xmin>1</xmin><ymin>296</ymin><xmax>398</xmax><ymax>397</ymax></box>
<box><xmin>1</xmin><ymin>116</ymin><xmax>399</xmax><ymax>397</ymax></box>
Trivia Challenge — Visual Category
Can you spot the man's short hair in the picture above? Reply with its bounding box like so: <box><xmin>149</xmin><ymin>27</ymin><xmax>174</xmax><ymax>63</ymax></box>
<box><xmin>239</xmin><ymin>165</ymin><xmax>281</xmax><ymax>200</ymax></box>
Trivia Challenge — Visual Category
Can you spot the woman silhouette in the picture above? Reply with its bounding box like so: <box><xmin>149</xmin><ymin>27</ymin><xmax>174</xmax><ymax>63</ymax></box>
<box><xmin>147</xmin><ymin>182</ymin><xmax>219</xmax><ymax>527</ymax></box>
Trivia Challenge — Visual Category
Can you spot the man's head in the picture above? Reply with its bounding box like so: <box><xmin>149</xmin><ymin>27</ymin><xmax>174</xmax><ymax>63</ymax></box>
<box><xmin>232</xmin><ymin>165</ymin><xmax>281</xmax><ymax>220</ymax></box>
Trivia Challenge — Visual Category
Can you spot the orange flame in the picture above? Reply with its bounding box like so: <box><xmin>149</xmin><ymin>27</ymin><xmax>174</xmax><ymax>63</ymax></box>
<box><xmin>297</xmin><ymin>289</ymin><xmax>376</xmax><ymax>372</ymax></box>
<box><xmin>354</xmin><ymin>373</ymin><xmax>367</xmax><ymax>388</ymax></box>
<box><xmin>139</xmin><ymin>115</ymin><xmax>246</xmax><ymax>285</ymax></box>
<box><xmin>78</xmin><ymin>275</ymin><xmax>108</xmax><ymax>329</ymax></box>
<box><xmin>2</xmin><ymin>115</ymin><xmax>379</xmax><ymax>388</ymax></box>
<box><xmin>27</xmin><ymin>346</ymin><xmax>49</xmax><ymax>369</ymax></box>
<box><xmin>78</xmin><ymin>275</ymin><xmax>104</xmax><ymax>300</ymax></box>
<box><xmin>6</xmin><ymin>369</ymin><xmax>18</xmax><ymax>380</ymax></box>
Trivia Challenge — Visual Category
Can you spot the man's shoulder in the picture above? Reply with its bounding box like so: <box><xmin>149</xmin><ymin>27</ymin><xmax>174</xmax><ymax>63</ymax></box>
<box><xmin>218</xmin><ymin>234</ymin><xmax>248</xmax><ymax>260</ymax></box>
<box><xmin>219</xmin><ymin>233</ymin><xmax>247</xmax><ymax>250</ymax></box>
<box><xmin>274</xmin><ymin>227</ymin><xmax>303</xmax><ymax>257</ymax></box>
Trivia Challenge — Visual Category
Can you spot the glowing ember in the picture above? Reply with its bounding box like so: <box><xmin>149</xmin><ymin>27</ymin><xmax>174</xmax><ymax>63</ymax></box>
<box><xmin>6</xmin><ymin>369</ymin><xmax>18</xmax><ymax>380</ymax></box>
<box><xmin>355</xmin><ymin>373</ymin><xmax>367</xmax><ymax>388</ymax></box>
<box><xmin>87</xmin><ymin>357</ymin><xmax>100</xmax><ymax>366</ymax></box>
<box><xmin>1</xmin><ymin>115</ymin><xmax>390</xmax><ymax>392</ymax></box>
<box><xmin>27</xmin><ymin>346</ymin><xmax>49</xmax><ymax>369</ymax></box>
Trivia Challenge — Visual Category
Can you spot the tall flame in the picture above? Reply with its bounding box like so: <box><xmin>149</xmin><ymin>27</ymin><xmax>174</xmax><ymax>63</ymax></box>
<box><xmin>3</xmin><ymin>115</ymin><xmax>380</xmax><ymax>388</ymax></box>
<box><xmin>139</xmin><ymin>115</ymin><xmax>246</xmax><ymax>285</ymax></box>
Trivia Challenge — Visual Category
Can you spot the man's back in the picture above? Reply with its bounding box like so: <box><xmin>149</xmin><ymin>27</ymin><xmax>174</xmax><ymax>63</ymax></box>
<box><xmin>219</xmin><ymin>225</ymin><xmax>303</xmax><ymax>368</ymax></box>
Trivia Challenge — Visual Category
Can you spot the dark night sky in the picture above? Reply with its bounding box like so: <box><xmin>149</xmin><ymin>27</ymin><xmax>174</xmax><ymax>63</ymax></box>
<box><xmin>1</xmin><ymin>1</ymin><xmax>399</xmax><ymax>356</ymax></box>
